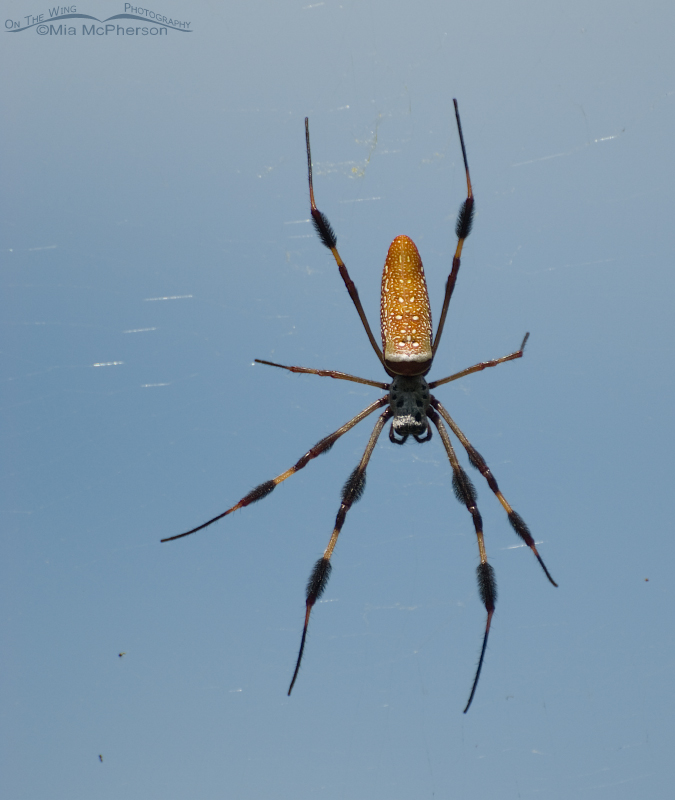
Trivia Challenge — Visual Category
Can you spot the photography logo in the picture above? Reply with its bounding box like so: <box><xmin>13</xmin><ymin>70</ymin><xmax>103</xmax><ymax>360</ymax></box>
<box><xmin>5</xmin><ymin>4</ymin><xmax>192</xmax><ymax>36</ymax></box>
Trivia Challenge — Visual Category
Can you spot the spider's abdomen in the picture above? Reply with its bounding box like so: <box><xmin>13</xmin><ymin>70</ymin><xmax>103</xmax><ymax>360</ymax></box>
<box><xmin>380</xmin><ymin>236</ymin><xmax>432</xmax><ymax>376</ymax></box>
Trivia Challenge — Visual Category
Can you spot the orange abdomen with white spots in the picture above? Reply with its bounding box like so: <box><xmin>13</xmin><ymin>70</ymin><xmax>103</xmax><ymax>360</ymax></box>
<box><xmin>380</xmin><ymin>235</ymin><xmax>432</xmax><ymax>376</ymax></box>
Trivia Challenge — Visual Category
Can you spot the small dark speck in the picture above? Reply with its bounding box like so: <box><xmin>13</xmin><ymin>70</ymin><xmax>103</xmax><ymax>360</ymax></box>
<box><xmin>99</xmin><ymin>755</ymin><xmax>103</xmax><ymax>762</ymax></box>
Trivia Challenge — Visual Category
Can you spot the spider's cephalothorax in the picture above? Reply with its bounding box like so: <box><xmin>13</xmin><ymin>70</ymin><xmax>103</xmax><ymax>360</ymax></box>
<box><xmin>163</xmin><ymin>101</ymin><xmax>557</xmax><ymax>713</ymax></box>
<box><xmin>388</xmin><ymin>375</ymin><xmax>431</xmax><ymax>443</ymax></box>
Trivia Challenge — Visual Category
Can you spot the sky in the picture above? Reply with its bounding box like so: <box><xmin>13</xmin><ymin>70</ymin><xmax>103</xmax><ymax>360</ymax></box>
<box><xmin>2</xmin><ymin>0</ymin><xmax>675</xmax><ymax>798</ymax></box>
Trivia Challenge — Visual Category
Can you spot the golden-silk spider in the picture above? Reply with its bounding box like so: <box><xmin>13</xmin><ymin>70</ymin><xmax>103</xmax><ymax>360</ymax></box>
<box><xmin>162</xmin><ymin>100</ymin><xmax>557</xmax><ymax>712</ymax></box>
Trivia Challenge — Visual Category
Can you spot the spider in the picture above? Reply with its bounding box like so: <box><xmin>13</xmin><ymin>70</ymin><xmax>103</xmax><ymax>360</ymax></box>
<box><xmin>162</xmin><ymin>100</ymin><xmax>557</xmax><ymax>712</ymax></box>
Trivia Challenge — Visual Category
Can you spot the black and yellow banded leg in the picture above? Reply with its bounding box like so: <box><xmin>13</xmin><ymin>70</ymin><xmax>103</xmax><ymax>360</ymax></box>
<box><xmin>431</xmin><ymin>397</ymin><xmax>557</xmax><ymax>588</ymax></box>
<box><xmin>431</xmin><ymin>99</ymin><xmax>475</xmax><ymax>358</ymax></box>
<box><xmin>427</xmin><ymin>407</ymin><xmax>496</xmax><ymax>713</ymax></box>
<box><xmin>305</xmin><ymin>118</ymin><xmax>385</xmax><ymax>366</ymax></box>
<box><xmin>161</xmin><ymin>397</ymin><xmax>389</xmax><ymax>543</ymax></box>
<box><xmin>288</xmin><ymin>407</ymin><xmax>392</xmax><ymax>694</ymax></box>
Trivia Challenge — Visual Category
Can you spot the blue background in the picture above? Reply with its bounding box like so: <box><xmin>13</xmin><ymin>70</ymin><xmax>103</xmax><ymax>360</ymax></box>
<box><xmin>2</xmin><ymin>0</ymin><xmax>674</xmax><ymax>797</ymax></box>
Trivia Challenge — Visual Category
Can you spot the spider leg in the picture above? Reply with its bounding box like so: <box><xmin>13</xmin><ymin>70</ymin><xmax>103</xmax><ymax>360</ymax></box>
<box><xmin>427</xmin><ymin>407</ymin><xmax>495</xmax><ymax>713</ymax></box>
<box><xmin>427</xmin><ymin>408</ymin><xmax>497</xmax><ymax>714</ymax></box>
<box><xmin>254</xmin><ymin>359</ymin><xmax>388</xmax><ymax>389</ymax></box>
<box><xmin>288</xmin><ymin>407</ymin><xmax>392</xmax><ymax>694</ymax></box>
<box><xmin>305</xmin><ymin>118</ymin><xmax>385</xmax><ymax>366</ymax></box>
<box><xmin>432</xmin><ymin>99</ymin><xmax>475</xmax><ymax>358</ymax></box>
<box><xmin>431</xmin><ymin>397</ymin><xmax>557</xmax><ymax>588</ymax></box>
<box><xmin>161</xmin><ymin>396</ymin><xmax>388</xmax><ymax>543</ymax></box>
<box><xmin>428</xmin><ymin>333</ymin><xmax>529</xmax><ymax>390</ymax></box>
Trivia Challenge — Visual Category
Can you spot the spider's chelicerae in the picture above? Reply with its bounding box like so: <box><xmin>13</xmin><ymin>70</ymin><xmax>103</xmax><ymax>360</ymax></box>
<box><xmin>163</xmin><ymin>100</ymin><xmax>557</xmax><ymax>712</ymax></box>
